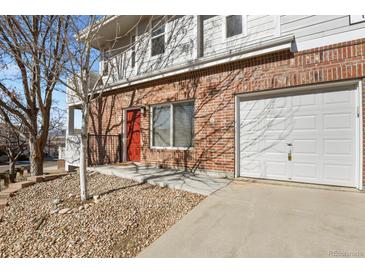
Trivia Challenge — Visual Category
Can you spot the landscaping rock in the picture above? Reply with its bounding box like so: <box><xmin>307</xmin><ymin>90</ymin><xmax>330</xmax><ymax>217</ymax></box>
<box><xmin>52</xmin><ymin>198</ymin><xmax>62</xmax><ymax>205</ymax></box>
<box><xmin>50</xmin><ymin>208</ymin><xmax>60</xmax><ymax>215</ymax></box>
<box><xmin>0</xmin><ymin>172</ymin><xmax>204</xmax><ymax>258</ymax></box>
<box><xmin>58</xmin><ymin>208</ymin><xmax>70</xmax><ymax>214</ymax></box>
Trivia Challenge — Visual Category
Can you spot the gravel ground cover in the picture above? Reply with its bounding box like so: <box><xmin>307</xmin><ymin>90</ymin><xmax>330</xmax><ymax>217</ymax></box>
<box><xmin>0</xmin><ymin>172</ymin><xmax>204</xmax><ymax>257</ymax></box>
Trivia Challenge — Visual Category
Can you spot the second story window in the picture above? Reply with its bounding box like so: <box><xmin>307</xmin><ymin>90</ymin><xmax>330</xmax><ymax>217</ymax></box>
<box><xmin>151</xmin><ymin>18</ymin><xmax>165</xmax><ymax>56</ymax></box>
<box><xmin>102</xmin><ymin>60</ymin><xmax>109</xmax><ymax>76</ymax></box>
<box><xmin>225</xmin><ymin>15</ymin><xmax>243</xmax><ymax>38</ymax></box>
<box><xmin>131</xmin><ymin>34</ymin><xmax>136</xmax><ymax>68</ymax></box>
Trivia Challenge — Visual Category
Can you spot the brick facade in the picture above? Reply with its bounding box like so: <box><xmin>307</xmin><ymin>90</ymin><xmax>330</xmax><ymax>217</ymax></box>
<box><xmin>89</xmin><ymin>38</ymin><xmax>365</xmax><ymax>178</ymax></box>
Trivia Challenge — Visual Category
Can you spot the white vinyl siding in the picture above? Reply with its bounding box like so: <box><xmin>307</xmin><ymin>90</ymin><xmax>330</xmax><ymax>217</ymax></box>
<box><xmin>101</xmin><ymin>15</ymin><xmax>365</xmax><ymax>86</ymax></box>
<box><xmin>281</xmin><ymin>15</ymin><xmax>365</xmax><ymax>44</ymax></box>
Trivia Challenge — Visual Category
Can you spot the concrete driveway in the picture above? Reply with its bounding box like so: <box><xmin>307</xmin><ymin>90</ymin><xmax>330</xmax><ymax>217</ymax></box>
<box><xmin>139</xmin><ymin>182</ymin><xmax>365</xmax><ymax>258</ymax></box>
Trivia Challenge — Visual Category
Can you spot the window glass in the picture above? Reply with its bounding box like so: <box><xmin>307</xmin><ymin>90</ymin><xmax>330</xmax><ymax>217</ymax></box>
<box><xmin>151</xmin><ymin>18</ymin><xmax>165</xmax><ymax>56</ymax></box>
<box><xmin>131</xmin><ymin>34</ymin><xmax>136</xmax><ymax>68</ymax></box>
<box><xmin>173</xmin><ymin>102</ymin><xmax>194</xmax><ymax>147</ymax></box>
<box><xmin>152</xmin><ymin>19</ymin><xmax>165</xmax><ymax>36</ymax></box>
<box><xmin>152</xmin><ymin>101</ymin><xmax>195</xmax><ymax>148</ymax></box>
<box><xmin>151</xmin><ymin>35</ymin><xmax>165</xmax><ymax>56</ymax></box>
<box><xmin>152</xmin><ymin>105</ymin><xmax>171</xmax><ymax>147</ymax></box>
<box><xmin>226</xmin><ymin>15</ymin><xmax>243</xmax><ymax>38</ymax></box>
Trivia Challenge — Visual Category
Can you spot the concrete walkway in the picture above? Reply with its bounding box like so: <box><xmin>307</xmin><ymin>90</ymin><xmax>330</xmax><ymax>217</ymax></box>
<box><xmin>139</xmin><ymin>182</ymin><xmax>365</xmax><ymax>258</ymax></box>
<box><xmin>88</xmin><ymin>164</ymin><xmax>232</xmax><ymax>196</ymax></box>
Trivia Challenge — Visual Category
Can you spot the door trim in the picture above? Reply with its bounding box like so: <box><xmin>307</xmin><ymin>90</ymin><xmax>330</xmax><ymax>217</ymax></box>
<box><xmin>235</xmin><ymin>80</ymin><xmax>363</xmax><ymax>189</ymax></box>
<box><xmin>123</xmin><ymin>107</ymin><xmax>142</xmax><ymax>162</ymax></box>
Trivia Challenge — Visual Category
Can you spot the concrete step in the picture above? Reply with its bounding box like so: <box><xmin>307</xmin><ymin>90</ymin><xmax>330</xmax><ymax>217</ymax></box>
<box><xmin>0</xmin><ymin>188</ymin><xmax>18</xmax><ymax>195</ymax></box>
<box><xmin>8</xmin><ymin>181</ymin><xmax>35</xmax><ymax>190</ymax></box>
<box><xmin>28</xmin><ymin>172</ymin><xmax>69</xmax><ymax>183</ymax></box>
<box><xmin>0</xmin><ymin>192</ymin><xmax>12</xmax><ymax>199</ymax></box>
<box><xmin>42</xmin><ymin>173</ymin><xmax>69</xmax><ymax>182</ymax></box>
<box><xmin>0</xmin><ymin>199</ymin><xmax>8</xmax><ymax>209</ymax></box>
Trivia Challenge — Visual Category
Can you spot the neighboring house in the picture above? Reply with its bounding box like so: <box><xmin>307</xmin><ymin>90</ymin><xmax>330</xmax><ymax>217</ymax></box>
<box><xmin>45</xmin><ymin>129</ymin><xmax>66</xmax><ymax>159</ymax></box>
<box><xmin>65</xmin><ymin>15</ymin><xmax>365</xmax><ymax>189</ymax></box>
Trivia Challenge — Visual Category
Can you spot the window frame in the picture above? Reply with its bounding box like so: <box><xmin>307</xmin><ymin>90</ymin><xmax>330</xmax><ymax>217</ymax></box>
<box><xmin>150</xmin><ymin>17</ymin><xmax>167</xmax><ymax>57</ymax></box>
<box><xmin>150</xmin><ymin>100</ymin><xmax>194</xmax><ymax>150</ymax></box>
<box><xmin>349</xmin><ymin>15</ymin><xmax>365</xmax><ymax>25</ymax></box>
<box><xmin>223</xmin><ymin>15</ymin><xmax>247</xmax><ymax>40</ymax></box>
<box><xmin>130</xmin><ymin>25</ymin><xmax>138</xmax><ymax>69</ymax></box>
<box><xmin>130</xmin><ymin>34</ymin><xmax>136</xmax><ymax>68</ymax></box>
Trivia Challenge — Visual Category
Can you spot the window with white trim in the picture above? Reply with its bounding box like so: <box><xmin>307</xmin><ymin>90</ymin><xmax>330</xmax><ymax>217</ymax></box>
<box><xmin>151</xmin><ymin>101</ymin><xmax>194</xmax><ymax>148</ymax></box>
<box><xmin>131</xmin><ymin>34</ymin><xmax>136</xmax><ymax>68</ymax></box>
<box><xmin>225</xmin><ymin>15</ymin><xmax>243</xmax><ymax>38</ymax></box>
<box><xmin>349</xmin><ymin>15</ymin><xmax>365</xmax><ymax>25</ymax></box>
<box><xmin>151</xmin><ymin>18</ymin><xmax>165</xmax><ymax>56</ymax></box>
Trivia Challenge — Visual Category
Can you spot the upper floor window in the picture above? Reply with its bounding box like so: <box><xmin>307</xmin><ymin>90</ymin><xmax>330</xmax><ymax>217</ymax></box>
<box><xmin>131</xmin><ymin>34</ymin><xmax>136</xmax><ymax>68</ymax></box>
<box><xmin>102</xmin><ymin>60</ymin><xmax>109</xmax><ymax>76</ymax></box>
<box><xmin>349</xmin><ymin>15</ymin><xmax>365</xmax><ymax>25</ymax></box>
<box><xmin>151</xmin><ymin>18</ymin><xmax>165</xmax><ymax>56</ymax></box>
<box><xmin>225</xmin><ymin>15</ymin><xmax>243</xmax><ymax>38</ymax></box>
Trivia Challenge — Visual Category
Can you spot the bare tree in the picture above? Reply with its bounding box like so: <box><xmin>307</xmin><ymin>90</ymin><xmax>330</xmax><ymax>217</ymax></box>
<box><xmin>56</xmin><ymin>16</ymin><xmax>113</xmax><ymax>200</ymax></box>
<box><xmin>0</xmin><ymin>16</ymin><xmax>69</xmax><ymax>176</ymax></box>
<box><xmin>0</xmin><ymin>119</ymin><xmax>27</xmax><ymax>182</ymax></box>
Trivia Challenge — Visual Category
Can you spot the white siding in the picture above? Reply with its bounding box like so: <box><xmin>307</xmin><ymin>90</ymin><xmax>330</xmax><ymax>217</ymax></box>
<box><xmin>281</xmin><ymin>15</ymin><xmax>365</xmax><ymax>42</ymax></box>
<box><xmin>103</xmin><ymin>16</ymin><xmax>196</xmax><ymax>84</ymax></box>
<box><xmin>100</xmin><ymin>15</ymin><xmax>365</xmax><ymax>86</ymax></box>
<box><xmin>203</xmin><ymin>15</ymin><xmax>278</xmax><ymax>56</ymax></box>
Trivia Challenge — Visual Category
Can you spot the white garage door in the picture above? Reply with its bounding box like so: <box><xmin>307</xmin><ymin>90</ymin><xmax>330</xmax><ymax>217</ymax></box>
<box><xmin>238</xmin><ymin>86</ymin><xmax>360</xmax><ymax>188</ymax></box>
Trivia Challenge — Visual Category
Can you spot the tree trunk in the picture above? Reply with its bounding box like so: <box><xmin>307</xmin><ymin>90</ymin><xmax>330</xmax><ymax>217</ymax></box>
<box><xmin>79</xmin><ymin>105</ymin><xmax>89</xmax><ymax>200</ymax></box>
<box><xmin>8</xmin><ymin>158</ymin><xmax>16</xmax><ymax>183</ymax></box>
<box><xmin>29</xmin><ymin>137</ymin><xmax>44</xmax><ymax>176</ymax></box>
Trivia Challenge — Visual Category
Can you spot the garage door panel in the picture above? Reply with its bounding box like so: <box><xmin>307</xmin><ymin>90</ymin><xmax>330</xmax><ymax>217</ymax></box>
<box><xmin>240</xmin><ymin>160</ymin><xmax>261</xmax><ymax>177</ymax></box>
<box><xmin>265</xmin><ymin>161</ymin><xmax>288</xmax><ymax>179</ymax></box>
<box><xmin>292</xmin><ymin>114</ymin><xmax>318</xmax><ymax>130</ymax></box>
<box><xmin>263</xmin><ymin>139</ymin><xmax>288</xmax><ymax>155</ymax></box>
<box><xmin>323</xmin><ymin>90</ymin><xmax>353</xmax><ymax>105</ymax></box>
<box><xmin>293</xmin><ymin>93</ymin><xmax>317</xmax><ymax>107</ymax></box>
<box><xmin>323</xmin><ymin>164</ymin><xmax>354</xmax><ymax>185</ymax></box>
<box><xmin>323</xmin><ymin>113</ymin><xmax>353</xmax><ymax>130</ymax></box>
<box><xmin>239</xmin><ymin>87</ymin><xmax>359</xmax><ymax>188</ymax></box>
<box><xmin>323</xmin><ymin>139</ymin><xmax>353</xmax><ymax>156</ymax></box>
<box><xmin>292</xmin><ymin>139</ymin><xmax>318</xmax><ymax>155</ymax></box>
<box><xmin>292</xmin><ymin>162</ymin><xmax>319</xmax><ymax>180</ymax></box>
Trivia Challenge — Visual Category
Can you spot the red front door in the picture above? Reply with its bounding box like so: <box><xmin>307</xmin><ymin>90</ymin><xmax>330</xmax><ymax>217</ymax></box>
<box><xmin>126</xmin><ymin>109</ymin><xmax>141</xmax><ymax>162</ymax></box>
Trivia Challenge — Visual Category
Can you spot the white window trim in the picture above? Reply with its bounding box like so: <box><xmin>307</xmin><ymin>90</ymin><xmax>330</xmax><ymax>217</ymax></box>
<box><xmin>149</xmin><ymin>16</ymin><xmax>167</xmax><ymax>58</ymax></box>
<box><xmin>150</xmin><ymin>100</ymin><xmax>194</xmax><ymax>150</ymax></box>
<box><xmin>349</xmin><ymin>15</ymin><xmax>365</xmax><ymax>25</ymax></box>
<box><xmin>222</xmin><ymin>15</ymin><xmax>247</xmax><ymax>41</ymax></box>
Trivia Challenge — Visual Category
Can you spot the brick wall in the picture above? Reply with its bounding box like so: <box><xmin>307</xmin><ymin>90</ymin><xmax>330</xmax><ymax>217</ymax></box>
<box><xmin>89</xmin><ymin>38</ymin><xmax>365</xmax><ymax>177</ymax></box>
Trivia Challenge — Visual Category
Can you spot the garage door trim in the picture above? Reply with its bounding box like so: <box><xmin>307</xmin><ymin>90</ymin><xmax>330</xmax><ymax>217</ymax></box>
<box><xmin>234</xmin><ymin>80</ymin><xmax>363</xmax><ymax>189</ymax></box>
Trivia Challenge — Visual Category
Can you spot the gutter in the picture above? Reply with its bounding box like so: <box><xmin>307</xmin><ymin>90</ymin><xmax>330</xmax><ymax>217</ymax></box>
<box><xmin>96</xmin><ymin>34</ymin><xmax>295</xmax><ymax>94</ymax></box>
